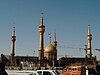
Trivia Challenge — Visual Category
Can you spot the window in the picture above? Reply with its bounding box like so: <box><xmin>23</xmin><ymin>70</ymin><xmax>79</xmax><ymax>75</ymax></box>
<box><xmin>43</xmin><ymin>71</ymin><xmax>52</xmax><ymax>75</ymax></box>
<box><xmin>37</xmin><ymin>71</ymin><xmax>42</xmax><ymax>75</ymax></box>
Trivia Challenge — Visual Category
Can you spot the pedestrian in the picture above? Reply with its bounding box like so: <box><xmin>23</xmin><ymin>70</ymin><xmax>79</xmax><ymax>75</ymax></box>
<box><xmin>0</xmin><ymin>62</ymin><xmax>8</xmax><ymax>75</ymax></box>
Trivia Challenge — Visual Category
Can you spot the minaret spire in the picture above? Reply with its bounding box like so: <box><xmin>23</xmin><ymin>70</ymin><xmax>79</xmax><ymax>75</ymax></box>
<box><xmin>87</xmin><ymin>24</ymin><xmax>92</xmax><ymax>58</ymax></box>
<box><xmin>53</xmin><ymin>33</ymin><xmax>57</xmax><ymax>48</ymax></box>
<box><xmin>10</xmin><ymin>27</ymin><xmax>16</xmax><ymax>65</ymax></box>
<box><xmin>39</xmin><ymin>13</ymin><xmax>44</xmax><ymax>26</ymax></box>
<box><xmin>12</xmin><ymin>27</ymin><xmax>15</xmax><ymax>36</ymax></box>
<box><xmin>38</xmin><ymin>13</ymin><xmax>45</xmax><ymax>67</ymax></box>
<box><xmin>88</xmin><ymin>24</ymin><xmax>91</xmax><ymax>35</ymax></box>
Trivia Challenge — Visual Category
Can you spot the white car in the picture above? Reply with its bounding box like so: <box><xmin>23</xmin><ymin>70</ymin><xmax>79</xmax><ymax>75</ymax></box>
<box><xmin>6</xmin><ymin>70</ymin><xmax>39</xmax><ymax>75</ymax></box>
<box><xmin>37</xmin><ymin>70</ymin><xmax>60</xmax><ymax>75</ymax></box>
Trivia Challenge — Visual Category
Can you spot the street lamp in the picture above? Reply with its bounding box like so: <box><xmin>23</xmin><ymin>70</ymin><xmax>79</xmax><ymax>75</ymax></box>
<box><xmin>58</xmin><ymin>60</ymin><xmax>61</xmax><ymax>70</ymax></box>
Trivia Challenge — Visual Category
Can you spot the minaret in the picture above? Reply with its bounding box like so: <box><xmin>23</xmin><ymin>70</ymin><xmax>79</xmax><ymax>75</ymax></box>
<box><xmin>87</xmin><ymin>24</ymin><xmax>92</xmax><ymax>58</ymax></box>
<box><xmin>53</xmin><ymin>33</ymin><xmax>57</xmax><ymax>49</ymax></box>
<box><xmin>10</xmin><ymin>27</ymin><xmax>16</xmax><ymax>65</ymax></box>
<box><xmin>53</xmin><ymin>33</ymin><xmax>57</xmax><ymax>60</ymax></box>
<box><xmin>38</xmin><ymin>13</ymin><xmax>45</xmax><ymax>67</ymax></box>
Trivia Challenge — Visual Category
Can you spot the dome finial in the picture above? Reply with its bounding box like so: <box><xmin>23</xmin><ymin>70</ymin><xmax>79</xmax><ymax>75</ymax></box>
<box><xmin>48</xmin><ymin>33</ymin><xmax>51</xmax><ymax>43</ymax></box>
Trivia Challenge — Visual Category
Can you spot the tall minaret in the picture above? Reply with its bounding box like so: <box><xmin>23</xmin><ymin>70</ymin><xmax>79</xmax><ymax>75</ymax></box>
<box><xmin>38</xmin><ymin>13</ymin><xmax>45</xmax><ymax>67</ymax></box>
<box><xmin>53</xmin><ymin>33</ymin><xmax>57</xmax><ymax>49</ymax></box>
<box><xmin>10</xmin><ymin>27</ymin><xmax>16</xmax><ymax>65</ymax></box>
<box><xmin>53</xmin><ymin>33</ymin><xmax>57</xmax><ymax>60</ymax></box>
<box><xmin>87</xmin><ymin>24</ymin><xmax>92</xmax><ymax>58</ymax></box>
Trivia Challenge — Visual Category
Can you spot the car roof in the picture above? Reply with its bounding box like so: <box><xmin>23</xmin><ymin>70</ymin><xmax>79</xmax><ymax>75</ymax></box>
<box><xmin>37</xmin><ymin>70</ymin><xmax>55</xmax><ymax>71</ymax></box>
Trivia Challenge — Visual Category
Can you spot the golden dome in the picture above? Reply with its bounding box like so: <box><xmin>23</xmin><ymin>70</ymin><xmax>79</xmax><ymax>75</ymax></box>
<box><xmin>44</xmin><ymin>43</ymin><xmax>55</xmax><ymax>53</ymax></box>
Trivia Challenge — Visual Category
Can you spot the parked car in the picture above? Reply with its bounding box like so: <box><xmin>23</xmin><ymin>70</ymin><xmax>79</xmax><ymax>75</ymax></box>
<box><xmin>37</xmin><ymin>70</ymin><xmax>61</xmax><ymax>75</ymax></box>
<box><xmin>6</xmin><ymin>70</ymin><xmax>39</xmax><ymax>75</ymax></box>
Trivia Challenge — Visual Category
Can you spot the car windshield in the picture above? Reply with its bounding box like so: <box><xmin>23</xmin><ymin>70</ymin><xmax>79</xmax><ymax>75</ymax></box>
<box><xmin>53</xmin><ymin>70</ymin><xmax>60</xmax><ymax>75</ymax></box>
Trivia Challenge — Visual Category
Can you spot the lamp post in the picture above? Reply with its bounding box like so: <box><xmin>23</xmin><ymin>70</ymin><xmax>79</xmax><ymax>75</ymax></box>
<box><xmin>58</xmin><ymin>60</ymin><xmax>61</xmax><ymax>70</ymax></box>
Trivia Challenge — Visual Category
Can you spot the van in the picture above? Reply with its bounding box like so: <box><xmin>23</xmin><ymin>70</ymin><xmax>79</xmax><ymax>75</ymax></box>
<box><xmin>62</xmin><ymin>66</ymin><xmax>86</xmax><ymax>75</ymax></box>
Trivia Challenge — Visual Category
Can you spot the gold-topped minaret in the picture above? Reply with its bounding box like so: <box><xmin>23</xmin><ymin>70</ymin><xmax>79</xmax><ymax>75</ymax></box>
<box><xmin>87</xmin><ymin>24</ymin><xmax>92</xmax><ymax>58</ymax></box>
<box><xmin>38</xmin><ymin>13</ymin><xmax>45</xmax><ymax>66</ymax></box>
<box><xmin>10</xmin><ymin>27</ymin><xmax>16</xmax><ymax>65</ymax></box>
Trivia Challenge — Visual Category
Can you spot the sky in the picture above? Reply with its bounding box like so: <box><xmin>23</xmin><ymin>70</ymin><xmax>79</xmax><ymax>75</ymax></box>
<box><xmin>0</xmin><ymin>0</ymin><xmax>100</xmax><ymax>60</ymax></box>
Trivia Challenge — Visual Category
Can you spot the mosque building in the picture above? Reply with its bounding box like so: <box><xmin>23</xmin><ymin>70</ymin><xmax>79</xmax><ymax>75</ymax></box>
<box><xmin>44</xmin><ymin>33</ymin><xmax>57</xmax><ymax>61</ymax></box>
<box><xmin>0</xmin><ymin>14</ymin><xmax>97</xmax><ymax>69</ymax></box>
<box><xmin>1</xmin><ymin>14</ymin><xmax>57</xmax><ymax>68</ymax></box>
<box><xmin>59</xmin><ymin>24</ymin><xmax>97</xmax><ymax>68</ymax></box>
<box><xmin>44</xmin><ymin>33</ymin><xmax>57</xmax><ymax>67</ymax></box>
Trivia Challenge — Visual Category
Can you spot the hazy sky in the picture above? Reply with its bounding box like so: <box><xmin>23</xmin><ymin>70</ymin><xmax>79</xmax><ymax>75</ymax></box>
<box><xmin>0</xmin><ymin>0</ymin><xmax>100</xmax><ymax>60</ymax></box>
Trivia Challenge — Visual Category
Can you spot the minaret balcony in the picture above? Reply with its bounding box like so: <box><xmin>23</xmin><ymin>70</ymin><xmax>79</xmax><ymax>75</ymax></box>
<box><xmin>11</xmin><ymin>38</ymin><xmax>16</xmax><ymax>41</ymax></box>
<box><xmin>39</xmin><ymin>28</ymin><xmax>45</xmax><ymax>33</ymax></box>
<box><xmin>87</xmin><ymin>35</ymin><xmax>92</xmax><ymax>40</ymax></box>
